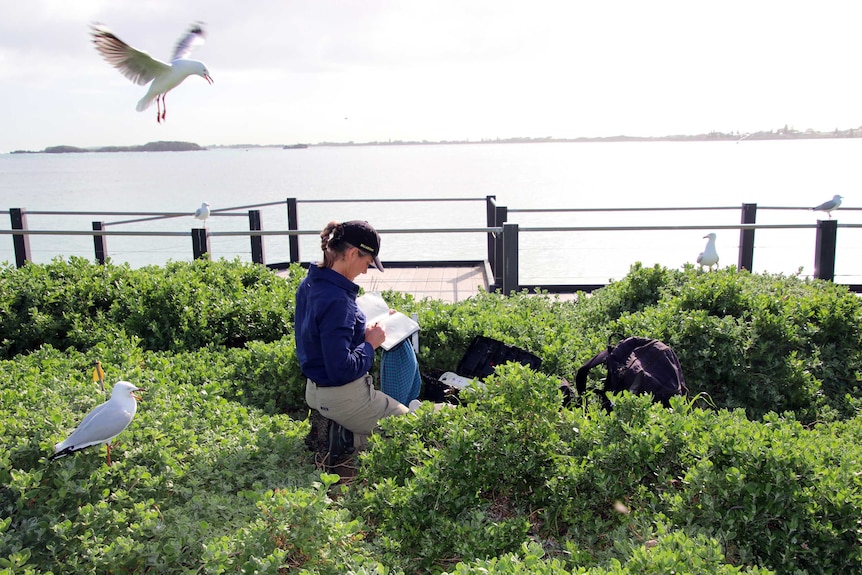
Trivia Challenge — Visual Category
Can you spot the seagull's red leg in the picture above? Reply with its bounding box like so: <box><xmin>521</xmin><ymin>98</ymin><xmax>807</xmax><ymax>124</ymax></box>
<box><xmin>106</xmin><ymin>443</ymin><xmax>113</xmax><ymax>466</ymax></box>
<box><xmin>156</xmin><ymin>97</ymin><xmax>162</xmax><ymax>123</ymax></box>
<box><xmin>161</xmin><ymin>96</ymin><xmax>167</xmax><ymax>122</ymax></box>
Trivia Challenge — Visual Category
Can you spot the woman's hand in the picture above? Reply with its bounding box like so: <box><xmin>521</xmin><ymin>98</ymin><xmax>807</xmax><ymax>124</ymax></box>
<box><xmin>365</xmin><ymin>322</ymin><xmax>386</xmax><ymax>349</ymax></box>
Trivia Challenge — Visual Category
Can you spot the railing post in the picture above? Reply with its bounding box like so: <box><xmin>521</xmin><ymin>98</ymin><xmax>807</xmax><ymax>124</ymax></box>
<box><xmin>738</xmin><ymin>203</ymin><xmax>757</xmax><ymax>271</ymax></box>
<box><xmin>248</xmin><ymin>210</ymin><xmax>265</xmax><ymax>265</ymax></box>
<box><xmin>485</xmin><ymin>195</ymin><xmax>497</xmax><ymax>276</ymax></box>
<box><xmin>286</xmin><ymin>198</ymin><xmax>299</xmax><ymax>263</ymax></box>
<box><xmin>192</xmin><ymin>228</ymin><xmax>210</xmax><ymax>260</ymax></box>
<box><xmin>92</xmin><ymin>221</ymin><xmax>108</xmax><ymax>265</ymax></box>
<box><xmin>10</xmin><ymin>208</ymin><xmax>31</xmax><ymax>268</ymax></box>
<box><xmin>411</xmin><ymin>312</ymin><xmax>419</xmax><ymax>354</ymax></box>
<box><xmin>501</xmin><ymin>222</ymin><xmax>519</xmax><ymax>295</ymax></box>
<box><xmin>493</xmin><ymin>205</ymin><xmax>507</xmax><ymax>290</ymax></box>
<box><xmin>814</xmin><ymin>219</ymin><xmax>837</xmax><ymax>281</ymax></box>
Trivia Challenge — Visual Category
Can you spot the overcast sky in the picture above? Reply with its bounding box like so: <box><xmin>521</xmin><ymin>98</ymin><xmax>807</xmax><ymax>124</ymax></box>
<box><xmin>2</xmin><ymin>0</ymin><xmax>861</xmax><ymax>152</ymax></box>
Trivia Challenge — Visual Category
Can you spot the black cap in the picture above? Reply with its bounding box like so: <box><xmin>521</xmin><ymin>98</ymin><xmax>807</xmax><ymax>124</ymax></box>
<box><xmin>341</xmin><ymin>220</ymin><xmax>384</xmax><ymax>272</ymax></box>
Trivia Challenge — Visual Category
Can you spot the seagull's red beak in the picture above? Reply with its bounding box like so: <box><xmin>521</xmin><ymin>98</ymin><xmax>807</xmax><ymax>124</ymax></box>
<box><xmin>133</xmin><ymin>388</ymin><xmax>145</xmax><ymax>402</ymax></box>
<box><xmin>205</xmin><ymin>74</ymin><xmax>213</xmax><ymax>85</ymax></box>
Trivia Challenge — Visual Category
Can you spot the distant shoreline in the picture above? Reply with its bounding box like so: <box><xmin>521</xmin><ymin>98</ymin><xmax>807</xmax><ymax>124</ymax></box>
<box><xmin>10</xmin><ymin>141</ymin><xmax>205</xmax><ymax>154</ymax></box>
<box><xmin>309</xmin><ymin>128</ymin><xmax>862</xmax><ymax>147</ymax></box>
<box><xmin>10</xmin><ymin>126</ymin><xmax>862</xmax><ymax>154</ymax></box>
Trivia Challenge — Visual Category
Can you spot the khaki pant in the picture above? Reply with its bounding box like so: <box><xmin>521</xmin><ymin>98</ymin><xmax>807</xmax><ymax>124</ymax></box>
<box><xmin>306</xmin><ymin>374</ymin><xmax>409</xmax><ymax>449</ymax></box>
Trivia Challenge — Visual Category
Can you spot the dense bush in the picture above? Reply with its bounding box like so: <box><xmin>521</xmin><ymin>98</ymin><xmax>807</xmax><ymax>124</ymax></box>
<box><xmin>355</xmin><ymin>365</ymin><xmax>861</xmax><ymax>573</ymax></box>
<box><xmin>1</xmin><ymin>259</ymin><xmax>861</xmax><ymax>573</ymax></box>
<box><xmin>607</xmin><ymin>264</ymin><xmax>862</xmax><ymax>421</ymax></box>
<box><xmin>0</xmin><ymin>257</ymin><xmax>299</xmax><ymax>357</ymax></box>
<box><xmin>412</xmin><ymin>263</ymin><xmax>862</xmax><ymax>424</ymax></box>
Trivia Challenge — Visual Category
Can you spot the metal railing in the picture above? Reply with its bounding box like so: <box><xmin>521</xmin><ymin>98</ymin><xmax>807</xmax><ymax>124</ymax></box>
<box><xmin>3</xmin><ymin>198</ymin><xmax>860</xmax><ymax>294</ymax></box>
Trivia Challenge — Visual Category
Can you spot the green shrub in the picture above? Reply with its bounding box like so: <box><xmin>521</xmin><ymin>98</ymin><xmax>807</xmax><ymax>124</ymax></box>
<box><xmin>0</xmin><ymin>342</ymin><xmax>323</xmax><ymax>573</ymax></box>
<box><xmin>353</xmin><ymin>368</ymin><xmax>861</xmax><ymax>573</ymax></box>
<box><xmin>410</xmin><ymin>263</ymin><xmax>862</xmax><ymax>424</ymax></box>
<box><xmin>2</xmin><ymin>259</ymin><xmax>861</xmax><ymax>574</ymax></box>
<box><xmin>600</xmin><ymin>266</ymin><xmax>862</xmax><ymax>421</ymax></box>
<box><xmin>0</xmin><ymin>257</ymin><xmax>300</xmax><ymax>358</ymax></box>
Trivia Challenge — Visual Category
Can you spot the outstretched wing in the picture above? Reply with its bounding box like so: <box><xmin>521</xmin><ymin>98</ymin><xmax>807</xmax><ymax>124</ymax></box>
<box><xmin>91</xmin><ymin>23</ymin><xmax>170</xmax><ymax>86</ymax></box>
<box><xmin>172</xmin><ymin>22</ymin><xmax>207</xmax><ymax>61</ymax></box>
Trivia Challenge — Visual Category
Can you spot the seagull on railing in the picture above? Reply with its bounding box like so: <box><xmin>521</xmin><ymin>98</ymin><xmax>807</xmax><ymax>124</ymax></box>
<box><xmin>194</xmin><ymin>202</ymin><xmax>211</xmax><ymax>226</ymax></box>
<box><xmin>697</xmin><ymin>233</ymin><xmax>719</xmax><ymax>271</ymax></box>
<box><xmin>90</xmin><ymin>22</ymin><xmax>213</xmax><ymax>123</ymax></box>
<box><xmin>810</xmin><ymin>194</ymin><xmax>843</xmax><ymax>218</ymax></box>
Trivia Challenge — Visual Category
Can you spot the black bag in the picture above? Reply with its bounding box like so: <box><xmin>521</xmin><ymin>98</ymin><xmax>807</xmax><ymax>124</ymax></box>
<box><xmin>422</xmin><ymin>335</ymin><xmax>542</xmax><ymax>402</ymax></box>
<box><xmin>575</xmin><ymin>336</ymin><xmax>688</xmax><ymax>411</ymax></box>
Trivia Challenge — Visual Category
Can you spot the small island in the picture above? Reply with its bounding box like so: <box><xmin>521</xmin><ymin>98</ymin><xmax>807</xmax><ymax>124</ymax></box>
<box><xmin>11</xmin><ymin>124</ymin><xmax>862</xmax><ymax>154</ymax></box>
<box><xmin>12</xmin><ymin>141</ymin><xmax>205</xmax><ymax>154</ymax></box>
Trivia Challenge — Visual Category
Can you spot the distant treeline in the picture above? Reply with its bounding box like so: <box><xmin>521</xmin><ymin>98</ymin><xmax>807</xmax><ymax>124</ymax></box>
<box><xmin>13</xmin><ymin>126</ymin><xmax>862</xmax><ymax>154</ymax></box>
<box><xmin>317</xmin><ymin>126</ymin><xmax>862</xmax><ymax>147</ymax></box>
<box><xmin>12</xmin><ymin>141</ymin><xmax>205</xmax><ymax>154</ymax></box>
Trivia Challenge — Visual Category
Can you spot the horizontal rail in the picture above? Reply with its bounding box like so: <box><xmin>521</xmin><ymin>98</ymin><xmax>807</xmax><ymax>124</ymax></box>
<box><xmin>107</xmin><ymin>211</ymin><xmax>249</xmax><ymax>226</ymax></box>
<box><xmin>510</xmin><ymin>205</ymin><xmax>862</xmax><ymax>213</ymax></box>
<box><xmin>8</xmin><ymin>222</ymin><xmax>862</xmax><ymax>237</ymax></box>
<box><xmin>0</xmin><ymin>227</ymin><xmax>504</xmax><ymax>237</ymax></box>
<box><xmin>210</xmin><ymin>227</ymin><xmax>502</xmax><ymax>237</ymax></box>
<box><xmin>758</xmin><ymin>206</ymin><xmax>862</xmax><ymax>211</ymax></box>
<box><xmin>297</xmin><ymin>197</ymin><xmax>486</xmax><ymax>204</ymax></box>
<box><xmin>510</xmin><ymin>206</ymin><xmax>742</xmax><ymax>213</ymax></box>
<box><xmin>520</xmin><ymin>223</ymin><xmax>862</xmax><ymax>232</ymax></box>
<box><xmin>5</xmin><ymin>204</ymin><xmax>859</xmax><ymax>216</ymax></box>
<box><xmin>14</xmin><ymin>210</ymin><xmax>192</xmax><ymax>217</ymax></box>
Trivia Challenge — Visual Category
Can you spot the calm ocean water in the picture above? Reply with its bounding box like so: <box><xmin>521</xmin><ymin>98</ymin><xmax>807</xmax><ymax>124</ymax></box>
<box><xmin>1</xmin><ymin>139</ymin><xmax>860</xmax><ymax>285</ymax></box>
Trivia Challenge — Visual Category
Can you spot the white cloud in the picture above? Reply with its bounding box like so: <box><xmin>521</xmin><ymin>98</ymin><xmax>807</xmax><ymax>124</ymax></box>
<box><xmin>2</xmin><ymin>0</ymin><xmax>862</xmax><ymax>151</ymax></box>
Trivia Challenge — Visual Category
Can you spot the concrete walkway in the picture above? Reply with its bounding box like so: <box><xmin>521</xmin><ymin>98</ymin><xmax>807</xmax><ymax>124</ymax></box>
<box><xmin>278</xmin><ymin>264</ymin><xmax>489</xmax><ymax>303</ymax></box>
<box><xmin>281</xmin><ymin>264</ymin><xmax>578</xmax><ymax>302</ymax></box>
<box><xmin>354</xmin><ymin>265</ymin><xmax>488</xmax><ymax>303</ymax></box>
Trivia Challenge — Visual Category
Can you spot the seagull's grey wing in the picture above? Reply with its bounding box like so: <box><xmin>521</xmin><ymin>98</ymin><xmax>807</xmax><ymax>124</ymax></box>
<box><xmin>696</xmin><ymin>252</ymin><xmax>704</xmax><ymax>264</ymax></box>
<box><xmin>172</xmin><ymin>23</ymin><xmax>207</xmax><ymax>61</ymax></box>
<box><xmin>813</xmin><ymin>199</ymin><xmax>837</xmax><ymax>211</ymax></box>
<box><xmin>62</xmin><ymin>403</ymin><xmax>135</xmax><ymax>449</ymax></box>
<box><xmin>69</xmin><ymin>401</ymin><xmax>109</xmax><ymax>434</ymax></box>
<box><xmin>91</xmin><ymin>24</ymin><xmax>170</xmax><ymax>86</ymax></box>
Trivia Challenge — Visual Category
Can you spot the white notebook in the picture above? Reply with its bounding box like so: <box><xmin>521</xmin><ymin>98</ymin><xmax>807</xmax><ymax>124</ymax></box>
<box><xmin>356</xmin><ymin>292</ymin><xmax>420</xmax><ymax>351</ymax></box>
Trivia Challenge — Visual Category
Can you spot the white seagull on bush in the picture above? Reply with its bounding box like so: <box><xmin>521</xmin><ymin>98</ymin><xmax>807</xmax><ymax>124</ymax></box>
<box><xmin>697</xmin><ymin>233</ymin><xmax>719</xmax><ymax>271</ymax></box>
<box><xmin>91</xmin><ymin>22</ymin><xmax>213</xmax><ymax>123</ymax></box>
<box><xmin>194</xmin><ymin>201</ymin><xmax>211</xmax><ymax>226</ymax></box>
<box><xmin>49</xmin><ymin>381</ymin><xmax>143</xmax><ymax>466</ymax></box>
<box><xmin>810</xmin><ymin>194</ymin><xmax>843</xmax><ymax>218</ymax></box>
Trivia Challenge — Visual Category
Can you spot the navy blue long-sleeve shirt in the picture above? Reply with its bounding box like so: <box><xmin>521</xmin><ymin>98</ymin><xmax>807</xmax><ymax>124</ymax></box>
<box><xmin>294</xmin><ymin>265</ymin><xmax>374</xmax><ymax>386</ymax></box>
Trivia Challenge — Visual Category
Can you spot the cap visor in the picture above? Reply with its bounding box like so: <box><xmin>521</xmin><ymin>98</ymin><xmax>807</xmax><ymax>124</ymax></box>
<box><xmin>372</xmin><ymin>255</ymin><xmax>385</xmax><ymax>272</ymax></box>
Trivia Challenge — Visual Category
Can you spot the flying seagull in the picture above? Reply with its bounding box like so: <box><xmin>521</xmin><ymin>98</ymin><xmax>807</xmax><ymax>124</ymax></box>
<box><xmin>49</xmin><ymin>381</ymin><xmax>143</xmax><ymax>466</ymax></box>
<box><xmin>810</xmin><ymin>194</ymin><xmax>843</xmax><ymax>218</ymax></box>
<box><xmin>697</xmin><ymin>233</ymin><xmax>719</xmax><ymax>271</ymax></box>
<box><xmin>194</xmin><ymin>201</ymin><xmax>211</xmax><ymax>226</ymax></box>
<box><xmin>91</xmin><ymin>22</ymin><xmax>213</xmax><ymax>123</ymax></box>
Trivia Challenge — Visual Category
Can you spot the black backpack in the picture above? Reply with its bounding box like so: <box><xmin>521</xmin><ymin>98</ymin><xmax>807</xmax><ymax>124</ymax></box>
<box><xmin>575</xmin><ymin>336</ymin><xmax>688</xmax><ymax>411</ymax></box>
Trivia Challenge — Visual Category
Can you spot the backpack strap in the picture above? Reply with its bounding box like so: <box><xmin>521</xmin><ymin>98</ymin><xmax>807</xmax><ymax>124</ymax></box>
<box><xmin>575</xmin><ymin>348</ymin><xmax>610</xmax><ymax>396</ymax></box>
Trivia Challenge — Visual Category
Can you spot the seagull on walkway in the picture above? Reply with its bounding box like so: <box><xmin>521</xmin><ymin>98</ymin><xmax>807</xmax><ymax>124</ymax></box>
<box><xmin>49</xmin><ymin>381</ymin><xmax>143</xmax><ymax>466</ymax></box>
<box><xmin>194</xmin><ymin>201</ymin><xmax>211</xmax><ymax>226</ymax></box>
<box><xmin>697</xmin><ymin>233</ymin><xmax>719</xmax><ymax>271</ymax></box>
<box><xmin>91</xmin><ymin>22</ymin><xmax>213</xmax><ymax>123</ymax></box>
<box><xmin>810</xmin><ymin>194</ymin><xmax>843</xmax><ymax>218</ymax></box>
